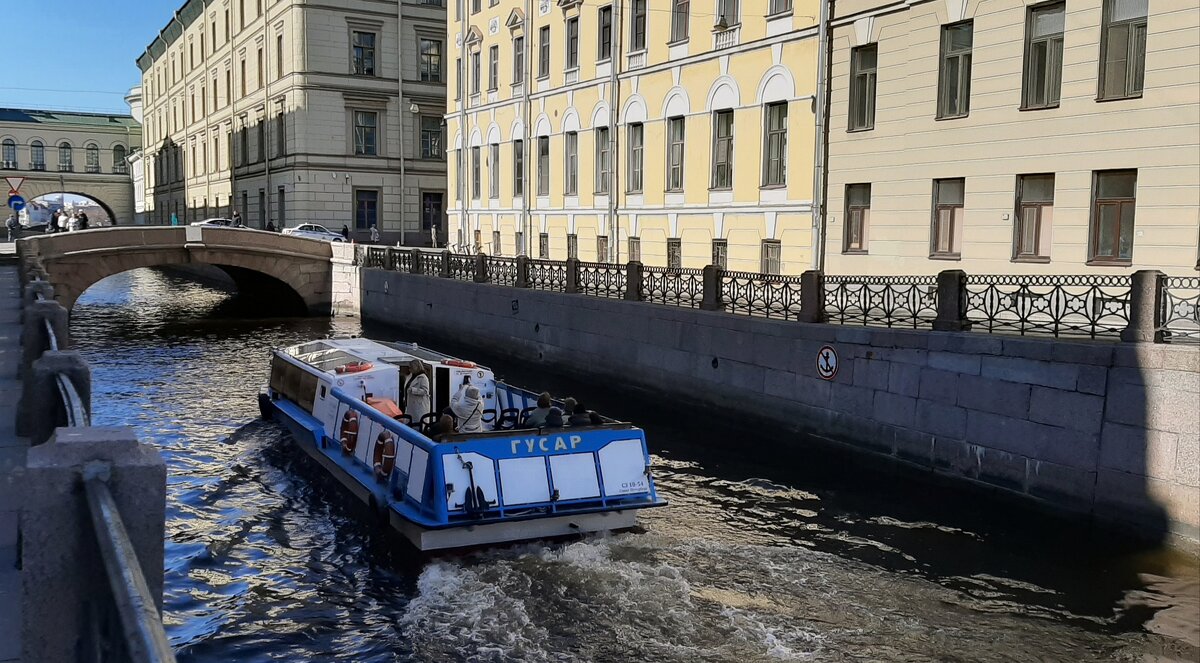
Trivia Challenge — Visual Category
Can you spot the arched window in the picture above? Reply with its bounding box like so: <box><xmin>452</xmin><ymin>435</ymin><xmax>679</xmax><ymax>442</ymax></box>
<box><xmin>1</xmin><ymin>139</ymin><xmax>15</xmax><ymax>168</ymax></box>
<box><xmin>85</xmin><ymin>144</ymin><xmax>100</xmax><ymax>173</ymax></box>
<box><xmin>58</xmin><ymin>142</ymin><xmax>72</xmax><ymax>172</ymax></box>
<box><xmin>113</xmin><ymin>145</ymin><xmax>128</xmax><ymax>174</ymax></box>
<box><xmin>30</xmin><ymin>141</ymin><xmax>44</xmax><ymax>170</ymax></box>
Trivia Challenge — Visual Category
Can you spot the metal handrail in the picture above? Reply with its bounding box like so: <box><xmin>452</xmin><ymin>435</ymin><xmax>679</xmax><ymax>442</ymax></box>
<box><xmin>33</xmin><ymin>284</ymin><xmax>91</xmax><ymax>427</ymax></box>
<box><xmin>83</xmin><ymin>463</ymin><xmax>177</xmax><ymax>663</ymax></box>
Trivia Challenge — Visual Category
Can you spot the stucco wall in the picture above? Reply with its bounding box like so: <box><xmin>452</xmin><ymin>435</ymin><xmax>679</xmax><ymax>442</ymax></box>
<box><xmin>361</xmin><ymin>268</ymin><xmax>1200</xmax><ymax>547</ymax></box>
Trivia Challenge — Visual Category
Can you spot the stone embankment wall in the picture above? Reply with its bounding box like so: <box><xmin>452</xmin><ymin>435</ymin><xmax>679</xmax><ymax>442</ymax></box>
<box><xmin>330</xmin><ymin>243</ymin><xmax>360</xmax><ymax>316</ymax></box>
<box><xmin>361</xmin><ymin>269</ymin><xmax>1200</xmax><ymax>546</ymax></box>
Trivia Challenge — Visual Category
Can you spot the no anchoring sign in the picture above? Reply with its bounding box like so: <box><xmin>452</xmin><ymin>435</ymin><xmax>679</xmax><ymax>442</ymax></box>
<box><xmin>816</xmin><ymin>345</ymin><xmax>839</xmax><ymax>381</ymax></box>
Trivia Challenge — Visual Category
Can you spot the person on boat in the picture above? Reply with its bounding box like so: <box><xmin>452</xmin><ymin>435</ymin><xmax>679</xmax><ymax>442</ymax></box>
<box><xmin>588</xmin><ymin>411</ymin><xmax>604</xmax><ymax>426</ymax></box>
<box><xmin>567</xmin><ymin>401</ymin><xmax>592</xmax><ymax>427</ymax></box>
<box><xmin>451</xmin><ymin>383</ymin><xmax>485</xmax><ymax>433</ymax></box>
<box><xmin>404</xmin><ymin>360</ymin><xmax>431</xmax><ymax>425</ymax></box>
<box><xmin>431</xmin><ymin>414</ymin><xmax>456</xmax><ymax>441</ymax></box>
<box><xmin>544</xmin><ymin>407</ymin><xmax>564</xmax><ymax>428</ymax></box>
<box><xmin>373</xmin><ymin>430</ymin><xmax>396</xmax><ymax>482</ymax></box>
<box><xmin>524</xmin><ymin>392</ymin><xmax>555</xmax><ymax>428</ymax></box>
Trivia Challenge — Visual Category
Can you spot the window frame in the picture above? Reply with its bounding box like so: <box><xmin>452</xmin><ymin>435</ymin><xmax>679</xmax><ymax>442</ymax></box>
<box><xmin>843</xmin><ymin>183</ymin><xmax>871</xmax><ymax>254</ymax></box>
<box><xmin>564</xmin><ymin>131</ymin><xmax>578</xmax><ymax>196</ymax></box>
<box><xmin>352</xmin><ymin>30</ymin><xmax>377</xmax><ymax>77</ymax></box>
<box><xmin>630</xmin><ymin>0</ymin><xmax>647</xmax><ymax>52</ymax></box>
<box><xmin>937</xmin><ymin>21</ymin><xmax>973</xmax><ymax>119</ymax></box>
<box><xmin>1013</xmin><ymin>173</ymin><xmax>1055</xmax><ymax>262</ymax></box>
<box><xmin>354</xmin><ymin>188</ymin><xmax>379</xmax><ymax>230</ymax></box>
<box><xmin>419</xmin><ymin>115</ymin><xmax>443</xmax><ymax>160</ymax></box>
<box><xmin>537</xmin><ymin>135</ymin><xmax>550</xmax><ymax>196</ymax></box>
<box><xmin>1088</xmin><ymin>169</ymin><xmax>1138</xmax><ymax>265</ymax></box>
<box><xmin>471</xmin><ymin>145</ymin><xmax>481</xmax><ymax>199</ymax></box>
<box><xmin>513</xmin><ymin>139</ymin><xmax>524</xmax><ymax>197</ymax></box>
<box><xmin>538</xmin><ymin>26</ymin><xmax>551</xmax><ymax>79</ymax></box>
<box><xmin>487</xmin><ymin>45</ymin><xmax>499</xmax><ymax>91</ymax></box>
<box><xmin>667</xmin><ymin>237</ymin><xmax>682</xmax><ymax>268</ymax></box>
<box><xmin>666</xmin><ymin>116</ymin><xmax>685</xmax><ymax>192</ymax></box>
<box><xmin>760</xmin><ymin>240</ymin><xmax>782</xmax><ymax>274</ymax></box>
<box><xmin>597</xmin><ymin>5</ymin><xmax>613</xmax><ymax>62</ymax></box>
<box><xmin>1097</xmin><ymin>0</ymin><xmax>1148</xmax><ymax>101</ymax></box>
<box><xmin>762</xmin><ymin>102</ymin><xmax>788</xmax><ymax>187</ymax></box>
<box><xmin>711</xmin><ymin>238</ymin><xmax>728</xmax><ymax>269</ymax></box>
<box><xmin>565</xmin><ymin>17</ymin><xmax>579</xmax><ymax>71</ymax></box>
<box><xmin>419</xmin><ymin>37</ymin><xmax>443</xmax><ymax>83</ymax></box>
<box><xmin>628</xmin><ymin>236</ymin><xmax>641</xmax><ymax>263</ymax></box>
<box><xmin>930</xmin><ymin>178</ymin><xmax>965</xmax><ymax>259</ymax></box>
<box><xmin>670</xmin><ymin>0</ymin><xmax>690</xmax><ymax>43</ymax></box>
<box><xmin>513</xmin><ymin>36</ymin><xmax>525</xmax><ymax>85</ymax></box>
<box><xmin>488</xmin><ymin>143</ymin><xmax>500</xmax><ymax>199</ymax></box>
<box><xmin>627</xmin><ymin>122</ymin><xmax>644</xmax><ymax>193</ymax></box>
<box><xmin>353</xmin><ymin>110</ymin><xmax>378</xmax><ymax>156</ymax></box>
<box><xmin>710</xmin><ymin>109</ymin><xmax>734</xmax><ymax>190</ymax></box>
<box><xmin>1021</xmin><ymin>1</ymin><xmax>1066</xmax><ymax>110</ymax></box>
<box><xmin>849</xmin><ymin>44</ymin><xmax>878</xmax><ymax>131</ymax></box>
<box><xmin>595</xmin><ymin>126</ymin><xmax>610</xmax><ymax>194</ymax></box>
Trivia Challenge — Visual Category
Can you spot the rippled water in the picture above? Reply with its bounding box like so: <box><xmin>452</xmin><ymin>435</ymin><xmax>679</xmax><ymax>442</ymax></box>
<box><xmin>71</xmin><ymin>268</ymin><xmax>1199</xmax><ymax>662</ymax></box>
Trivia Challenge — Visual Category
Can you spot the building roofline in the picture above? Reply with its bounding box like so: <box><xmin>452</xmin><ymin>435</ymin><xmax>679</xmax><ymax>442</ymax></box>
<box><xmin>137</xmin><ymin>0</ymin><xmax>206</xmax><ymax>71</ymax></box>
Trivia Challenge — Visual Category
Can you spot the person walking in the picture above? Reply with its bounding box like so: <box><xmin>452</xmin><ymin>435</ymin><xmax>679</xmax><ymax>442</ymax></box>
<box><xmin>231</xmin><ymin>210</ymin><xmax>242</xmax><ymax>226</ymax></box>
<box><xmin>78</xmin><ymin>211</ymin><xmax>89</xmax><ymax>230</ymax></box>
<box><xmin>341</xmin><ymin>224</ymin><xmax>350</xmax><ymax>241</ymax></box>
<box><xmin>369</xmin><ymin>224</ymin><xmax>380</xmax><ymax>244</ymax></box>
<box><xmin>67</xmin><ymin>213</ymin><xmax>79</xmax><ymax>232</ymax></box>
<box><xmin>57</xmin><ymin>210</ymin><xmax>69</xmax><ymax>232</ymax></box>
<box><xmin>5</xmin><ymin>214</ymin><xmax>17</xmax><ymax>242</ymax></box>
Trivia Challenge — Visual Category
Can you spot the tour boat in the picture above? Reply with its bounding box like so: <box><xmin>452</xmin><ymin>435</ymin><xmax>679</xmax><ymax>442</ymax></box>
<box><xmin>258</xmin><ymin>337</ymin><xmax>666</xmax><ymax>551</ymax></box>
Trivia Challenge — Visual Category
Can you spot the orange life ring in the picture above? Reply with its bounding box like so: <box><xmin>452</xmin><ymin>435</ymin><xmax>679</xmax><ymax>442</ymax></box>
<box><xmin>372</xmin><ymin>431</ymin><xmax>396</xmax><ymax>478</ymax></box>
<box><xmin>445</xmin><ymin>359</ymin><xmax>476</xmax><ymax>368</ymax></box>
<box><xmin>340</xmin><ymin>410</ymin><xmax>359</xmax><ymax>455</ymax></box>
<box><xmin>336</xmin><ymin>361</ymin><xmax>374</xmax><ymax>374</ymax></box>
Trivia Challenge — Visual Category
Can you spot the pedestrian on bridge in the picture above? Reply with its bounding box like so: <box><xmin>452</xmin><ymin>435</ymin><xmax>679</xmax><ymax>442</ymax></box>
<box><xmin>341</xmin><ymin>224</ymin><xmax>350</xmax><ymax>241</ymax></box>
<box><xmin>369</xmin><ymin>224</ymin><xmax>380</xmax><ymax>244</ymax></box>
<box><xmin>5</xmin><ymin>214</ymin><xmax>17</xmax><ymax>242</ymax></box>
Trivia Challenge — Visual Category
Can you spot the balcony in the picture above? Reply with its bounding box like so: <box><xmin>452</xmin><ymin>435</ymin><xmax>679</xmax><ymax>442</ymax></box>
<box><xmin>86</xmin><ymin>164</ymin><xmax>101</xmax><ymax>174</ymax></box>
<box><xmin>565</xmin><ymin>68</ymin><xmax>579</xmax><ymax>84</ymax></box>
<box><xmin>1</xmin><ymin>161</ymin><xmax>16</xmax><ymax>170</ymax></box>
<box><xmin>113</xmin><ymin>165</ymin><xmax>129</xmax><ymax>175</ymax></box>
<box><xmin>713</xmin><ymin>24</ymin><xmax>740</xmax><ymax>50</ymax></box>
<box><xmin>31</xmin><ymin>163</ymin><xmax>45</xmax><ymax>171</ymax></box>
<box><xmin>58</xmin><ymin>165</ymin><xmax>73</xmax><ymax>173</ymax></box>
<box><xmin>627</xmin><ymin>51</ymin><xmax>646</xmax><ymax>70</ymax></box>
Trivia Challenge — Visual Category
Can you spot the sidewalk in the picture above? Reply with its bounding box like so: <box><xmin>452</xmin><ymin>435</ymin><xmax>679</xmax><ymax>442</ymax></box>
<box><xmin>0</xmin><ymin>244</ymin><xmax>26</xmax><ymax>662</ymax></box>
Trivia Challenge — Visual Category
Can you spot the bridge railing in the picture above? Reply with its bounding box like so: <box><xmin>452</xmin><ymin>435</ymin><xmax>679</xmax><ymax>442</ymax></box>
<box><xmin>356</xmin><ymin>248</ymin><xmax>1196</xmax><ymax>345</ymax></box>
<box><xmin>14</xmin><ymin>241</ymin><xmax>176</xmax><ymax>663</ymax></box>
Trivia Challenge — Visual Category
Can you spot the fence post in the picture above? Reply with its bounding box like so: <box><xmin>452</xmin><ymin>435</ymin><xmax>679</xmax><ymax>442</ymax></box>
<box><xmin>409</xmin><ymin>249</ymin><xmax>422</xmax><ymax>274</ymax></box>
<box><xmin>566</xmin><ymin>258</ymin><xmax>580</xmax><ymax>294</ymax></box>
<box><xmin>797</xmin><ymin>270</ymin><xmax>825</xmax><ymax>323</ymax></box>
<box><xmin>701</xmin><ymin>265</ymin><xmax>722</xmax><ymax>311</ymax></box>
<box><xmin>474</xmin><ymin>253</ymin><xmax>489</xmax><ymax>283</ymax></box>
<box><xmin>1121</xmin><ymin>269</ymin><xmax>1165</xmax><ymax>343</ymax></box>
<box><xmin>515</xmin><ymin>255</ymin><xmax>530</xmax><ymax>288</ymax></box>
<box><xmin>22</xmin><ymin>350</ymin><xmax>92</xmax><ymax>444</ymax></box>
<box><xmin>21</xmin><ymin>299</ymin><xmax>67</xmax><ymax>378</ymax></box>
<box><xmin>932</xmin><ymin>269</ymin><xmax>972</xmax><ymax>332</ymax></box>
<box><xmin>21</xmin><ymin>427</ymin><xmax>166</xmax><ymax>663</ymax></box>
<box><xmin>624</xmin><ymin>261</ymin><xmax>644</xmax><ymax>301</ymax></box>
<box><xmin>440</xmin><ymin>249</ymin><xmax>452</xmax><ymax>278</ymax></box>
<box><xmin>23</xmin><ymin>280</ymin><xmax>56</xmax><ymax>311</ymax></box>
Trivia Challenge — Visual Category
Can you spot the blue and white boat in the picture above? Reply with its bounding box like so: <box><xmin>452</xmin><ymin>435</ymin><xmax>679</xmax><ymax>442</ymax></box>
<box><xmin>259</xmin><ymin>337</ymin><xmax>666</xmax><ymax>551</ymax></box>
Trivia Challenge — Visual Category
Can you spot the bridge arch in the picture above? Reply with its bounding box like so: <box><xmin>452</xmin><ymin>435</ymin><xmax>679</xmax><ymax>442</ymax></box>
<box><xmin>25</xmin><ymin>192</ymin><xmax>119</xmax><ymax>227</ymax></box>
<box><xmin>21</xmin><ymin>226</ymin><xmax>334</xmax><ymax>315</ymax></box>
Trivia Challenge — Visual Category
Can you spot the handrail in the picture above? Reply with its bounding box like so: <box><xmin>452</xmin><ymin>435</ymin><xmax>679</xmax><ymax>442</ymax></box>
<box><xmin>33</xmin><ymin>284</ymin><xmax>91</xmax><ymax>427</ymax></box>
<box><xmin>82</xmin><ymin>463</ymin><xmax>177</xmax><ymax>663</ymax></box>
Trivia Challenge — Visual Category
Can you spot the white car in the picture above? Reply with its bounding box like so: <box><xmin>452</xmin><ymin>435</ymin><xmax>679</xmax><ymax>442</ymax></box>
<box><xmin>282</xmin><ymin>223</ymin><xmax>347</xmax><ymax>242</ymax></box>
<box><xmin>190</xmin><ymin>217</ymin><xmax>241</xmax><ymax>227</ymax></box>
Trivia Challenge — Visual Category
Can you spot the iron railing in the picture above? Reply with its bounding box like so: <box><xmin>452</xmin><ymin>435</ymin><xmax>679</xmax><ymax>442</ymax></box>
<box><xmin>578</xmin><ymin>261</ymin><xmax>626</xmax><ymax>299</ymax></box>
<box><xmin>388</xmin><ymin>248</ymin><xmax>413</xmax><ymax>272</ymax></box>
<box><xmin>1159</xmin><ymin>276</ymin><xmax>1200</xmax><ymax>343</ymax></box>
<box><xmin>486</xmin><ymin>256</ymin><xmax>520</xmax><ymax>286</ymax></box>
<box><xmin>527</xmin><ymin>258</ymin><xmax>568</xmax><ymax>292</ymax></box>
<box><xmin>418</xmin><ymin>251</ymin><xmax>443</xmax><ymax>276</ymax></box>
<box><xmin>362</xmin><ymin>246</ymin><xmax>386</xmax><ymax>269</ymax></box>
<box><xmin>447</xmin><ymin>253</ymin><xmax>477</xmax><ymax>281</ymax></box>
<box><xmin>721</xmin><ymin>270</ymin><xmax>805</xmax><ymax>320</ymax></box>
<box><xmin>824</xmin><ymin>275</ymin><xmax>938</xmax><ymax>329</ymax></box>
<box><xmin>964</xmin><ymin>274</ymin><xmax>1132</xmax><ymax>339</ymax></box>
<box><xmin>642</xmin><ymin>266</ymin><xmax>704</xmax><ymax>308</ymax></box>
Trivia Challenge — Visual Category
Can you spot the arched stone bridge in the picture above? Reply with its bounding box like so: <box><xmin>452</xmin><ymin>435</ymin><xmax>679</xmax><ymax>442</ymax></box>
<box><xmin>19</xmin><ymin>226</ymin><xmax>337</xmax><ymax>315</ymax></box>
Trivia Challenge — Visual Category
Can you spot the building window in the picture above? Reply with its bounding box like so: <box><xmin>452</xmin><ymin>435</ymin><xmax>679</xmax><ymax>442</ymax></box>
<box><xmin>276</xmin><ymin>110</ymin><xmax>286</xmax><ymax>157</ymax></box>
<box><xmin>667</xmin><ymin>237</ymin><xmax>682</xmax><ymax>268</ymax></box>
<box><xmin>515</xmin><ymin>231</ymin><xmax>525</xmax><ymax>256</ymax></box>
<box><xmin>671</xmin><ymin>0</ymin><xmax>689</xmax><ymax>42</ymax></box>
<box><xmin>513</xmin><ymin>36</ymin><xmax>525</xmax><ymax>84</ymax></box>
<box><xmin>0</xmin><ymin>139</ymin><xmax>13</xmax><ymax>168</ymax></box>
<box><xmin>1014</xmin><ymin>174</ymin><xmax>1054</xmax><ymax>260</ymax></box>
<box><xmin>931</xmin><ymin>178</ymin><xmax>965</xmax><ymax>258</ymax></box>
<box><xmin>595</xmin><ymin>127</ymin><xmax>610</xmax><ymax>194</ymax></box>
<box><xmin>471</xmin><ymin>51</ymin><xmax>481</xmax><ymax>94</ymax></box>
<box><xmin>566</xmin><ymin>17</ymin><xmax>579</xmax><ymax>70</ymax></box>
<box><xmin>421</xmin><ymin>192</ymin><xmax>443</xmax><ymax>232</ymax></box>
<box><xmin>627</xmin><ymin>123</ymin><xmax>644</xmax><ymax>193</ymax></box>
<box><xmin>112</xmin><ymin>145</ymin><xmax>127</xmax><ymax>174</ymax></box>
<box><xmin>666</xmin><ymin>116</ymin><xmax>685</xmax><ymax>191</ymax></box>
<box><xmin>769</xmin><ymin>0</ymin><xmax>792</xmax><ymax>14</ymax></box>
<box><xmin>1099</xmin><ymin>0</ymin><xmax>1147</xmax><ymax>100</ymax></box>
<box><xmin>455</xmin><ymin>58</ymin><xmax>462</xmax><ymax>99</ymax></box>
<box><xmin>712</xmin><ymin>239</ymin><xmax>728</xmax><ymax>269</ymax></box>
<box><xmin>471</xmin><ymin>145</ymin><xmax>481</xmax><ymax>199</ymax></box>
<box><xmin>420</xmin><ymin>38</ymin><xmax>443</xmax><ymax>82</ymax></box>
<box><xmin>711</xmin><ymin>110</ymin><xmax>734</xmax><ymax>190</ymax></box>
<box><xmin>849</xmin><ymin>44</ymin><xmax>877</xmax><ymax>131</ymax></box>
<box><xmin>596</xmin><ymin>235</ymin><xmax>609</xmax><ymax>262</ymax></box>
<box><xmin>353</xmin><ymin>31</ymin><xmax>377</xmax><ymax>76</ymax></box>
<box><xmin>256</xmin><ymin>121</ymin><xmax>266</xmax><ymax>162</ymax></box>
<box><xmin>537</xmin><ymin>136</ymin><xmax>550</xmax><ymax>196</ymax></box>
<box><xmin>761</xmin><ymin>240</ymin><xmax>781</xmax><ymax>274</ymax></box>
<box><xmin>58</xmin><ymin>142</ymin><xmax>72</xmax><ymax>172</ymax></box>
<box><xmin>717</xmin><ymin>0</ymin><xmax>739</xmax><ymax>26</ymax></box>
<box><xmin>30</xmin><ymin>141</ymin><xmax>44</xmax><ymax>170</ymax></box>
<box><xmin>420</xmin><ymin>116</ymin><xmax>443</xmax><ymax>159</ymax></box>
<box><xmin>938</xmin><ymin>21</ymin><xmax>973</xmax><ymax>118</ymax></box>
<box><xmin>628</xmin><ymin>236</ymin><xmax>641</xmax><ymax>263</ymax></box>
<box><xmin>240</xmin><ymin>58</ymin><xmax>247</xmax><ymax>96</ymax></box>
<box><xmin>762</xmin><ymin>102</ymin><xmax>787</xmax><ymax>186</ymax></box>
<box><xmin>1022</xmin><ymin>2</ymin><xmax>1065</xmax><ymax>109</ymax></box>
<box><xmin>488</xmin><ymin>143</ymin><xmax>499</xmax><ymax>199</ymax></box>
<box><xmin>564</xmin><ymin>132</ymin><xmax>578</xmax><ymax>196</ymax></box>
<box><xmin>256</xmin><ymin>47</ymin><xmax>264</xmax><ymax>91</ymax></box>
<box><xmin>539</xmin><ymin>232</ymin><xmax>549</xmax><ymax>258</ymax></box>
<box><xmin>493</xmin><ymin>230</ymin><xmax>502</xmax><ymax>255</ymax></box>
<box><xmin>844</xmin><ymin>183</ymin><xmax>871</xmax><ymax>253</ymax></box>
<box><xmin>513</xmin><ymin>139</ymin><xmax>524</xmax><ymax>197</ymax></box>
<box><xmin>488</xmin><ymin>45</ymin><xmax>499</xmax><ymax>90</ymax></box>
<box><xmin>83</xmin><ymin>144</ymin><xmax>99</xmax><ymax>173</ymax></box>
<box><xmin>454</xmin><ymin>149</ymin><xmax>462</xmax><ymax>201</ymax></box>
<box><xmin>354</xmin><ymin>111</ymin><xmax>377</xmax><ymax>156</ymax></box>
<box><xmin>630</xmin><ymin>0</ymin><xmax>646</xmax><ymax>52</ymax></box>
<box><xmin>277</xmin><ymin>34</ymin><xmax>284</xmax><ymax>79</ymax></box>
<box><xmin>567</xmin><ymin>233</ymin><xmax>578</xmax><ymax>259</ymax></box>
<box><xmin>598</xmin><ymin>6</ymin><xmax>613</xmax><ymax>61</ymax></box>
<box><xmin>538</xmin><ymin>26</ymin><xmax>551</xmax><ymax>79</ymax></box>
<box><xmin>1089</xmin><ymin>170</ymin><xmax>1137</xmax><ymax>263</ymax></box>
<box><xmin>355</xmin><ymin>189</ymin><xmax>378</xmax><ymax>230</ymax></box>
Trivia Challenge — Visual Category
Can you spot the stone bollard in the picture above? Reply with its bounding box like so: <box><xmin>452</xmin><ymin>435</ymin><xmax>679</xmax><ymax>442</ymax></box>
<box><xmin>1121</xmin><ymin>269</ymin><xmax>1165</xmax><ymax>343</ymax></box>
<box><xmin>474</xmin><ymin>253</ymin><xmax>490</xmax><ymax>283</ymax></box>
<box><xmin>20</xmin><ymin>350</ymin><xmax>92</xmax><ymax>444</ymax></box>
<box><xmin>21</xmin><ymin>427</ymin><xmax>167</xmax><ymax>663</ymax></box>
<box><xmin>440</xmin><ymin>250</ymin><xmax>452</xmax><ymax>278</ymax></box>
<box><xmin>20</xmin><ymin>299</ymin><xmax>68</xmax><ymax>378</ymax></box>
<box><xmin>410</xmin><ymin>249</ymin><xmax>422</xmax><ymax>274</ymax></box>
<box><xmin>797</xmin><ymin>270</ymin><xmax>826</xmax><ymax>323</ymax></box>
<box><xmin>932</xmin><ymin>269</ymin><xmax>972</xmax><ymax>332</ymax></box>
<box><xmin>565</xmin><ymin>258</ymin><xmax>580</xmax><ymax>294</ymax></box>
<box><xmin>22</xmin><ymin>280</ymin><xmax>56</xmax><ymax>312</ymax></box>
<box><xmin>701</xmin><ymin>265</ymin><xmax>723</xmax><ymax>311</ymax></box>
<box><xmin>624</xmin><ymin>261</ymin><xmax>644</xmax><ymax>301</ymax></box>
<box><xmin>515</xmin><ymin>255</ymin><xmax>530</xmax><ymax>288</ymax></box>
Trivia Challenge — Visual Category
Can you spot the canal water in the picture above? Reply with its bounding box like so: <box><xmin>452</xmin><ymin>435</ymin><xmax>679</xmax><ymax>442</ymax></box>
<box><xmin>71</xmin><ymin>269</ymin><xmax>1198</xmax><ymax>663</ymax></box>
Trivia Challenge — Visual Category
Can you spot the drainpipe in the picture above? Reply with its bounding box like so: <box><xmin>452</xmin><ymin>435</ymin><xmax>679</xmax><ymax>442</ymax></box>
<box><xmin>202</xmin><ymin>1</ymin><xmax>212</xmax><ymax>219</ymax></box>
<box><xmin>810</xmin><ymin>0</ymin><xmax>831</xmax><ymax>271</ymax></box>
<box><xmin>263</xmin><ymin>5</ymin><xmax>272</xmax><ymax>230</ymax></box>
<box><xmin>397</xmin><ymin>0</ymin><xmax>407</xmax><ymax>246</ymax></box>
<box><xmin>458</xmin><ymin>1</ymin><xmax>469</xmax><ymax>249</ymax></box>
<box><xmin>608</xmin><ymin>0</ymin><xmax>622</xmax><ymax>263</ymax></box>
<box><xmin>523</xmin><ymin>0</ymin><xmax>532</xmax><ymax>257</ymax></box>
<box><xmin>170</xmin><ymin>12</ymin><xmax>186</xmax><ymax>222</ymax></box>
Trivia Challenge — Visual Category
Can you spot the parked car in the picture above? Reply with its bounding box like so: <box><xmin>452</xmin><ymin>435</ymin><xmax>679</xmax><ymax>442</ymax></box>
<box><xmin>190</xmin><ymin>217</ymin><xmax>241</xmax><ymax>227</ymax></box>
<box><xmin>282</xmin><ymin>223</ymin><xmax>346</xmax><ymax>242</ymax></box>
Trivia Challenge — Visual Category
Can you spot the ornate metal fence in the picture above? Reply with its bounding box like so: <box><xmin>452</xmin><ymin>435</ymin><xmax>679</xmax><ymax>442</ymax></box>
<box><xmin>642</xmin><ymin>266</ymin><xmax>704</xmax><ymax>308</ymax></box>
<box><xmin>721</xmin><ymin>270</ymin><xmax>805</xmax><ymax>320</ymax></box>
<box><xmin>578</xmin><ymin>261</ymin><xmax>626</xmax><ymax>299</ymax></box>
<box><xmin>388</xmin><ymin>249</ymin><xmax>413</xmax><ymax>272</ymax></box>
<box><xmin>363</xmin><ymin>247</ymin><xmax>386</xmax><ymax>269</ymax></box>
<box><xmin>823</xmin><ymin>276</ymin><xmax>938</xmax><ymax>328</ymax></box>
<box><xmin>964</xmin><ymin>274</ymin><xmax>1132</xmax><ymax>339</ymax></box>
<box><xmin>486</xmin><ymin>256</ymin><xmax>520</xmax><ymax>286</ymax></box>
<box><xmin>447</xmin><ymin>253</ymin><xmax>477</xmax><ymax>281</ymax></box>
<box><xmin>527</xmin><ymin>258</ymin><xmax>568</xmax><ymax>292</ymax></box>
<box><xmin>418</xmin><ymin>251</ymin><xmax>443</xmax><ymax>276</ymax></box>
<box><xmin>1159</xmin><ymin>276</ymin><xmax>1200</xmax><ymax>343</ymax></box>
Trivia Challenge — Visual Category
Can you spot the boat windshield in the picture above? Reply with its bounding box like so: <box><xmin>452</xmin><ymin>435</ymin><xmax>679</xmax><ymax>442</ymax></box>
<box><xmin>292</xmin><ymin>347</ymin><xmax>365</xmax><ymax>372</ymax></box>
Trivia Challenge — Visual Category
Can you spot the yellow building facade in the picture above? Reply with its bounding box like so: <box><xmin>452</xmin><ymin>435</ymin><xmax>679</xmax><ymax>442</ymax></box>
<box><xmin>447</xmin><ymin>1</ymin><xmax>819</xmax><ymax>272</ymax></box>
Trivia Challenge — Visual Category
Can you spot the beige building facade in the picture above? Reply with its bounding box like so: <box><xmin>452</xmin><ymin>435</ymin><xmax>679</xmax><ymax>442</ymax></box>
<box><xmin>823</xmin><ymin>0</ymin><xmax>1200</xmax><ymax>276</ymax></box>
<box><xmin>138</xmin><ymin>0</ymin><xmax>448</xmax><ymax>244</ymax></box>
<box><xmin>0</xmin><ymin>108</ymin><xmax>141</xmax><ymax>224</ymax></box>
<box><xmin>447</xmin><ymin>1</ymin><xmax>820</xmax><ymax>272</ymax></box>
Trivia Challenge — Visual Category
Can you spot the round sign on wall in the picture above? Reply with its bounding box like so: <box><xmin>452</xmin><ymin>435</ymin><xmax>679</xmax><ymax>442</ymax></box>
<box><xmin>7</xmin><ymin>195</ymin><xmax>25</xmax><ymax>212</ymax></box>
<box><xmin>816</xmin><ymin>345</ymin><xmax>839</xmax><ymax>381</ymax></box>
